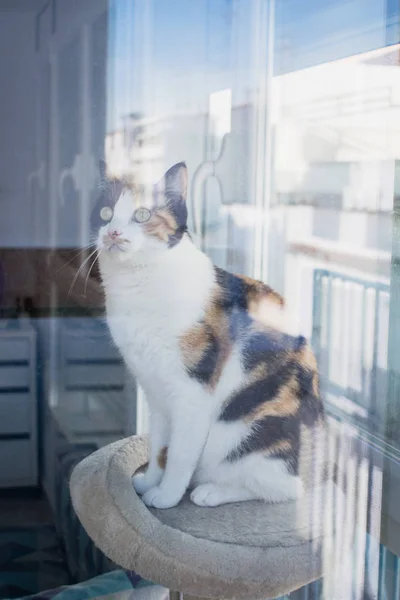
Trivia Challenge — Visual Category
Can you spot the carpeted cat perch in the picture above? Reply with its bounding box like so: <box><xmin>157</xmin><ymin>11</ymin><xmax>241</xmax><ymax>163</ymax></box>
<box><xmin>70</xmin><ymin>436</ymin><xmax>346</xmax><ymax>600</ymax></box>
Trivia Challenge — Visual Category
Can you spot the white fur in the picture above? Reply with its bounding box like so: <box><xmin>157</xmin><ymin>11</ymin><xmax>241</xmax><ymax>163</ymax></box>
<box><xmin>98</xmin><ymin>195</ymin><xmax>303</xmax><ymax>509</ymax></box>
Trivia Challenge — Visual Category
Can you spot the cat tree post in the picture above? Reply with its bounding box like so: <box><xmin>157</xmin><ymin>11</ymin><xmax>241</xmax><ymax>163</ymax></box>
<box><xmin>70</xmin><ymin>435</ymin><xmax>348</xmax><ymax>600</ymax></box>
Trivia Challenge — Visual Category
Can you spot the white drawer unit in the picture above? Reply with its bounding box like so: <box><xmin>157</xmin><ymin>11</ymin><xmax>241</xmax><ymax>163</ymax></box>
<box><xmin>59</xmin><ymin>320</ymin><xmax>125</xmax><ymax>392</ymax></box>
<box><xmin>0</xmin><ymin>393</ymin><xmax>31</xmax><ymax>434</ymax></box>
<box><xmin>0</xmin><ymin>365</ymin><xmax>30</xmax><ymax>388</ymax></box>
<box><xmin>64</xmin><ymin>363</ymin><xmax>125</xmax><ymax>389</ymax></box>
<box><xmin>0</xmin><ymin>324</ymin><xmax>38</xmax><ymax>487</ymax></box>
<box><xmin>41</xmin><ymin>317</ymin><xmax>135</xmax><ymax>510</ymax></box>
<box><xmin>48</xmin><ymin>318</ymin><xmax>133</xmax><ymax>437</ymax></box>
<box><xmin>0</xmin><ymin>439</ymin><xmax>36</xmax><ymax>484</ymax></box>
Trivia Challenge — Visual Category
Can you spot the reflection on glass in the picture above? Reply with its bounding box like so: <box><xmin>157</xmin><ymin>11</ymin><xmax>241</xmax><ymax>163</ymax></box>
<box><xmin>102</xmin><ymin>1</ymin><xmax>400</xmax><ymax>596</ymax></box>
<box><xmin>2</xmin><ymin>0</ymin><xmax>400</xmax><ymax>597</ymax></box>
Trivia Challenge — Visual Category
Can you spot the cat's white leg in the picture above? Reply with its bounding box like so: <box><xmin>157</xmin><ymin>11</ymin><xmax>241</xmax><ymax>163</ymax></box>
<box><xmin>142</xmin><ymin>400</ymin><xmax>211</xmax><ymax>509</ymax></box>
<box><xmin>195</xmin><ymin>450</ymin><xmax>304</xmax><ymax>505</ymax></box>
<box><xmin>190</xmin><ymin>483</ymin><xmax>256</xmax><ymax>507</ymax></box>
<box><xmin>132</xmin><ymin>409</ymin><xmax>168</xmax><ymax>495</ymax></box>
<box><xmin>246</xmin><ymin>457</ymin><xmax>304</xmax><ymax>503</ymax></box>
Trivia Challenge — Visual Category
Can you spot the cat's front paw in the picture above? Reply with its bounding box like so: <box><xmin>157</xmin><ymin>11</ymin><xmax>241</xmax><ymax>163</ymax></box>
<box><xmin>190</xmin><ymin>483</ymin><xmax>227</xmax><ymax>507</ymax></box>
<box><xmin>132</xmin><ymin>472</ymin><xmax>161</xmax><ymax>496</ymax></box>
<box><xmin>141</xmin><ymin>486</ymin><xmax>182</xmax><ymax>509</ymax></box>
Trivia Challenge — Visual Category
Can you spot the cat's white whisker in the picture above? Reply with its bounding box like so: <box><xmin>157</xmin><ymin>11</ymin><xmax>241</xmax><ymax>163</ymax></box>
<box><xmin>83</xmin><ymin>249</ymin><xmax>102</xmax><ymax>297</ymax></box>
<box><xmin>67</xmin><ymin>246</ymin><xmax>100</xmax><ymax>301</ymax></box>
<box><xmin>55</xmin><ymin>244</ymin><xmax>95</xmax><ymax>275</ymax></box>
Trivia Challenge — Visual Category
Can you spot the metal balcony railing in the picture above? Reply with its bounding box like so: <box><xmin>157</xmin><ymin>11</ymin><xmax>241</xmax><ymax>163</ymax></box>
<box><xmin>312</xmin><ymin>269</ymin><xmax>390</xmax><ymax>428</ymax></box>
<box><xmin>273</xmin><ymin>269</ymin><xmax>399</xmax><ymax>598</ymax></box>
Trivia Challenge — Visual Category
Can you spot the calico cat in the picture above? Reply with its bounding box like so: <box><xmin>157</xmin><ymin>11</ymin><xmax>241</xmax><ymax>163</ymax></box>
<box><xmin>95</xmin><ymin>161</ymin><xmax>325</xmax><ymax>509</ymax></box>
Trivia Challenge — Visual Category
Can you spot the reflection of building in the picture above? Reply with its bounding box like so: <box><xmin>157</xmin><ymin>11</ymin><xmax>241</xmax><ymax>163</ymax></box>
<box><xmin>270</xmin><ymin>45</ymin><xmax>400</xmax><ymax>431</ymax></box>
<box><xmin>269</xmin><ymin>43</ymin><xmax>400</xmax><ymax>595</ymax></box>
<box><xmin>272</xmin><ymin>43</ymin><xmax>399</xmax><ymax>265</ymax></box>
<box><xmin>105</xmin><ymin>113</ymin><xmax>164</xmax><ymax>184</ymax></box>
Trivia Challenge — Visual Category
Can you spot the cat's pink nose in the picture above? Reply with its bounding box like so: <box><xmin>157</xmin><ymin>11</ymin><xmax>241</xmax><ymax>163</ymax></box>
<box><xmin>109</xmin><ymin>230</ymin><xmax>121</xmax><ymax>240</ymax></box>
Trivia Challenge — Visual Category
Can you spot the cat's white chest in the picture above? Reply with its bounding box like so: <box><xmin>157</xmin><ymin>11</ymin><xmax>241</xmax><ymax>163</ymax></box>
<box><xmin>102</xmin><ymin>251</ymin><xmax>215</xmax><ymax>396</ymax></box>
<box><xmin>106</xmin><ymin>293</ymin><xmax>182</xmax><ymax>375</ymax></box>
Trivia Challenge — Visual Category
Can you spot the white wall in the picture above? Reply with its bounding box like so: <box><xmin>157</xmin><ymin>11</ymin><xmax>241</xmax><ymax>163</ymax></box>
<box><xmin>0</xmin><ymin>0</ymin><xmax>108</xmax><ymax>250</ymax></box>
<box><xmin>0</xmin><ymin>10</ymin><xmax>37</xmax><ymax>248</ymax></box>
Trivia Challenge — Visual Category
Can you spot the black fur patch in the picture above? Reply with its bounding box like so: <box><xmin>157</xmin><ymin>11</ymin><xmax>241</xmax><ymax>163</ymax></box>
<box><xmin>271</xmin><ymin>443</ymin><xmax>299</xmax><ymax>476</ymax></box>
<box><xmin>229</xmin><ymin>307</ymin><xmax>252</xmax><ymax>339</ymax></box>
<box><xmin>167</xmin><ymin>196</ymin><xmax>188</xmax><ymax>231</ymax></box>
<box><xmin>214</xmin><ymin>267</ymin><xmax>248</xmax><ymax>311</ymax></box>
<box><xmin>167</xmin><ymin>225</ymin><xmax>188</xmax><ymax>248</ymax></box>
<box><xmin>243</xmin><ymin>330</ymin><xmax>306</xmax><ymax>372</ymax></box>
<box><xmin>219</xmin><ymin>359</ymin><xmax>297</xmax><ymax>421</ymax></box>
<box><xmin>164</xmin><ymin>161</ymin><xmax>188</xmax><ymax>239</ymax></box>
<box><xmin>214</xmin><ymin>266</ymin><xmax>306</xmax><ymax>372</ymax></box>
<box><xmin>297</xmin><ymin>366</ymin><xmax>324</xmax><ymax>426</ymax></box>
<box><xmin>187</xmin><ymin>324</ymin><xmax>220</xmax><ymax>385</ymax></box>
<box><xmin>223</xmin><ymin>361</ymin><xmax>323</xmax><ymax>475</ymax></box>
<box><xmin>226</xmin><ymin>415</ymin><xmax>300</xmax><ymax>471</ymax></box>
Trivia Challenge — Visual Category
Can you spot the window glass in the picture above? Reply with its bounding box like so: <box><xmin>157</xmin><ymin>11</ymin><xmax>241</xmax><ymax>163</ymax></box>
<box><xmin>1</xmin><ymin>0</ymin><xmax>400</xmax><ymax>598</ymax></box>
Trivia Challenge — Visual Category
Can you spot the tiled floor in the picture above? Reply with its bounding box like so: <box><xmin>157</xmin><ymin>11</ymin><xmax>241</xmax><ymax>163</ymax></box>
<box><xmin>0</xmin><ymin>489</ymin><xmax>53</xmax><ymax>528</ymax></box>
<box><xmin>0</xmin><ymin>488</ymin><xmax>71</xmax><ymax>598</ymax></box>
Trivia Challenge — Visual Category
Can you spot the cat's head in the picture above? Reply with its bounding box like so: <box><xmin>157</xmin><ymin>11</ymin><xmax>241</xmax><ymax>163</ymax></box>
<box><xmin>93</xmin><ymin>162</ymin><xmax>188</xmax><ymax>264</ymax></box>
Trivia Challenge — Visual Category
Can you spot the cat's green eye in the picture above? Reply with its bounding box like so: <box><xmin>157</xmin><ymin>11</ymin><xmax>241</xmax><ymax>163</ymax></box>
<box><xmin>133</xmin><ymin>207</ymin><xmax>151</xmax><ymax>223</ymax></box>
<box><xmin>100</xmin><ymin>206</ymin><xmax>113</xmax><ymax>221</ymax></box>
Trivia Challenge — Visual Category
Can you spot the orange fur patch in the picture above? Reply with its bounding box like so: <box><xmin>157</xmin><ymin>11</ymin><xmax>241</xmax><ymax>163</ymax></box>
<box><xmin>297</xmin><ymin>344</ymin><xmax>321</xmax><ymax>399</ymax></box>
<box><xmin>179</xmin><ymin>288</ymin><xmax>232</xmax><ymax>391</ymax></box>
<box><xmin>157</xmin><ymin>446</ymin><xmax>168</xmax><ymax>469</ymax></box>
<box><xmin>144</xmin><ymin>209</ymin><xmax>177</xmax><ymax>242</ymax></box>
<box><xmin>236</xmin><ymin>273</ymin><xmax>284</xmax><ymax>307</ymax></box>
<box><xmin>180</xmin><ymin>324</ymin><xmax>210</xmax><ymax>369</ymax></box>
<box><xmin>204</xmin><ymin>292</ymin><xmax>231</xmax><ymax>390</ymax></box>
<box><xmin>234</xmin><ymin>274</ymin><xmax>294</xmax><ymax>334</ymax></box>
<box><xmin>248</xmin><ymin>296</ymin><xmax>289</xmax><ymax>333</ymax></box>
<box><xmin>265</xmin><ymin>439</ymin><xmax>293</xmax><ymax>456</ymax></box>
<box><xmin>299</xmin><ymin>344</ymin><xmax>317</xmax><ymax>371</ymax></box>
<box><xmin>312</xmin><ymin>372</ymin><xmax>320</xmax><ymax>397</ymax></box>
<box><xmin>246</xmin><ymin>375</ymin><xmax>300</xmax><ymax>422</ymax></box>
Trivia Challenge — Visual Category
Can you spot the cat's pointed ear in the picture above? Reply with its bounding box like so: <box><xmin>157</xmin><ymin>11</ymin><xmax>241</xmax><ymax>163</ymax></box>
<box><xmin>155</xmin><ymin>162</ymin><xmax>188</xmax><ymax>230</ymax></box>
<box><xmin>164</xmin><ymin>162</ymin><xmax>187</xmax><ymax>202</ymax></box>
